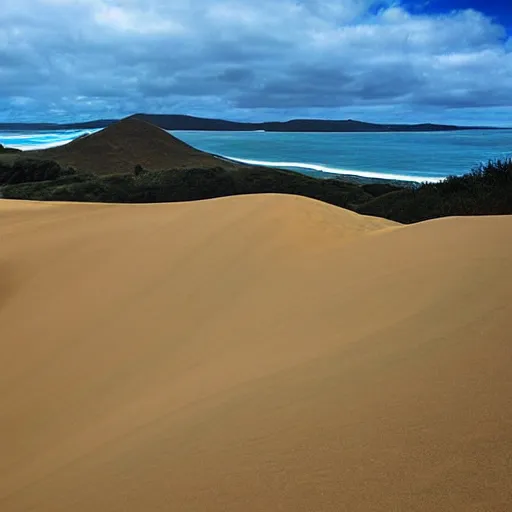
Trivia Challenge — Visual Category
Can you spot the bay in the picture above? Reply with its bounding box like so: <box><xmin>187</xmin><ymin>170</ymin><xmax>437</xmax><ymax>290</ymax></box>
<box><xmin>2</xmin><ymin>128</ymin><xmax>511</xmax><ymax>183</ymax></box>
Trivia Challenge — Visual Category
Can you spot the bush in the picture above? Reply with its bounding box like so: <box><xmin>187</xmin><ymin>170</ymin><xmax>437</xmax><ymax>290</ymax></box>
<box><xmin>2</xmin><ymin>164</ymin><xmax>373</xmax><ymax>208</ymax></box>
<box><xmin>358</xmin><ymin>159</ymin><xmax>512</xmax><ymax>223</ymax></box>
<box><xmin>0</xmin><ymin>159</ymin><xmax>77</xmax><ymax>186</ymax></box>
<box><xmin>134</xmin><ymin>164</ymin><xmax>146</xmax><ymax>176</ymax></box>
<box><xmin>3</xmin><ymin>157</ymin><xmax>511</xmax><ymax>225</ymax></box>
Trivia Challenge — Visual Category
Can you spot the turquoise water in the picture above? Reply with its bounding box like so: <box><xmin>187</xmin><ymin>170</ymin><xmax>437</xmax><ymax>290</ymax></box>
<box><xmin>2</xmin><ymin>129</ymin><xmax>511</xmax><ymax>183</ymax></box>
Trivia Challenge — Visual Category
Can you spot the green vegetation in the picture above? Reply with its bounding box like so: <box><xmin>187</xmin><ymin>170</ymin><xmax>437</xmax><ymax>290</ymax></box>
<box><xmin>0</xmin><ymin>158</ymin><xmax>76</xmax><ymax>186</ymax></box>
<box><xmin>1</xmin><ymin>162</ymin><xmax>374</xmax><ymax>207</ymax></box>
<box><xmin>1</xmin><ymin>158</ymin><xmax>511</xmax><ymax>224</ymax></box>
<box><xmin>357</xmin><ymin>159</ymin><xmax>512</xmax><ymax>223</ymax></box>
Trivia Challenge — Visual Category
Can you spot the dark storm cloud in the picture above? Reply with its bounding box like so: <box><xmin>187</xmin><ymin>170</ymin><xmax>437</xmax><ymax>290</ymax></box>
<box><xmin>0</xmin><ymin>0</ymin><xmax>511</xmax><ymax>123</ymax></box>
<box><xmin>234</xmin><ymin>63</ymin><xmax>425</xmax><ymax>108</ymax></box>
<box><xmin>217</xmin><ymin>67</ymin><xmax>254</xmax><ymax>83</ymax></box>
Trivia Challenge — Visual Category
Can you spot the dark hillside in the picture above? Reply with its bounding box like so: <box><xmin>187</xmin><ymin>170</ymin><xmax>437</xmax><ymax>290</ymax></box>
<box><xmin>25</xmin><ymin>117</ymin><xmax>233</xmax><ymax>175</ymax></box>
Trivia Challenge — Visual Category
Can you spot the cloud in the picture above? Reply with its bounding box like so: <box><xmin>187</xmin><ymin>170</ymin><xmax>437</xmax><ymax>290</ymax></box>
<box><xmin>0</xmin><ymin>0</ymin><xmax>511</xmax><ymax>123</ymax></box>
<box><xmin>94</xmin><ymin>5</ymin><xmax>185</xmax><ymax>34</ymax></box>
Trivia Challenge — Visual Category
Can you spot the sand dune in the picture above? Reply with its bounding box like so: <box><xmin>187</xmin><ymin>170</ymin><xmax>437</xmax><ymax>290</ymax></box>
<box><xmin>1</xmin><ymin>194</ymin><xmax>511</xmax><ymax>511</ymax></box>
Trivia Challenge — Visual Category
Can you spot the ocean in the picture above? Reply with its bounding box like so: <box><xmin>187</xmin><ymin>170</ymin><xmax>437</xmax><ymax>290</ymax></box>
<box><xmin>1</xmin><ymin>128</ymin><xmax>511</xmax><ymax>183</ymax></box>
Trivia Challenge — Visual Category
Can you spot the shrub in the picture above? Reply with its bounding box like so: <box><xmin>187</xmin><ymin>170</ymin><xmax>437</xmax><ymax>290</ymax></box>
<box><xmin>358</xmin><ymin>159</ymin><xmax>512</xmax><ymax>223</ymax></box>
<box><xmin>3</xmin><ymin>157</ymin><xmax>511</xmax><ymax>224</ymax></box>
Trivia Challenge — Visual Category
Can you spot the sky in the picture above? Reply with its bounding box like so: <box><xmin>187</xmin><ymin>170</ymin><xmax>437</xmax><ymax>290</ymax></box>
<box><xmin>0</xmin><ymin>0</ymin><xmax>511</xmax><ymax>125</ymax></box>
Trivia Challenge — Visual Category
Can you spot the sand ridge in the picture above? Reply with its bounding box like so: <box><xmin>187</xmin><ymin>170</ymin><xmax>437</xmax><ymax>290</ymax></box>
<box><xmin>1</xmin><ymin>194</ymin><xmax>511</xmax><ymax>511</ymax></box>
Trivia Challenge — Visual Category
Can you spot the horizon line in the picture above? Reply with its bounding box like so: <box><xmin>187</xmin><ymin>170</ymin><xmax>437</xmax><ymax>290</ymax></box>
<box><xmin>0</xmin><ymin>113</ymin><xmax>508</xmax><ymax>130</ymax></box>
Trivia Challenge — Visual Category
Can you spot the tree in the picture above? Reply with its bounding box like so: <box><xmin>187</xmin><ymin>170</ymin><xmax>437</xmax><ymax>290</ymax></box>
<box><xmin>134</xmin><ymin>164</ymin><xmax>146</xmax><ymax>176</ymax></box>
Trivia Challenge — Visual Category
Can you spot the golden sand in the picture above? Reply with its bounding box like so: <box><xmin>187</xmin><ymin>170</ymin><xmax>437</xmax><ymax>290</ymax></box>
<box><xmin>1</xmin><ymin>194</ymin><xmax>511</xmax><ymax>511</ymax></box>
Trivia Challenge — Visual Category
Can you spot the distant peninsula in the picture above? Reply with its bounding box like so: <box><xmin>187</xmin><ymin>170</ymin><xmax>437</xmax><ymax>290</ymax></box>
<box><xmin>0</xmin><ymin>114</ymin><xmax>502</xmax><ymax>132</ymax></box>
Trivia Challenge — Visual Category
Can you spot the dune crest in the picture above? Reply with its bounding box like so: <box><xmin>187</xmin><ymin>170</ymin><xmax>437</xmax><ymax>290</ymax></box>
<box><xmin>1</xmin><ymin>194</ymin><xmax>511</xmax><ymax>511</ymax></box>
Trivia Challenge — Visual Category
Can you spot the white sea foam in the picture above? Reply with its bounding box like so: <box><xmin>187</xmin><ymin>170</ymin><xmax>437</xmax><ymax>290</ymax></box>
<box><xmin>0</xmin><ymin>134</ymin><xmax>41</xmax><ymax>140</ymax></box>
<box><xmin>222</xmin><ymin>156</ymin><xmax>444</xmax><ymax>183</ymax></box>
<box><xmin>0</xmin><ymin>129</ymin><xmax>98</xmax><ymax>151</ymax></box>
<box><xmin>13</xmin><ymin>141</ymin><xmax>74</xmax><ymax>150</ymax></box>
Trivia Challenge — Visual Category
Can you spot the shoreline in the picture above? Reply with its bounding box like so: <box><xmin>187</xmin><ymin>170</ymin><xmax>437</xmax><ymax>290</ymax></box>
<box><xmin>215</xmin><ymin>154</ymin><xmax>428</xmax><ymax>187</ymax></box>
<box><xmin>2</xmin><ymin>147</ymin><xmax>434</xmax><ymax>187</ymax></box>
